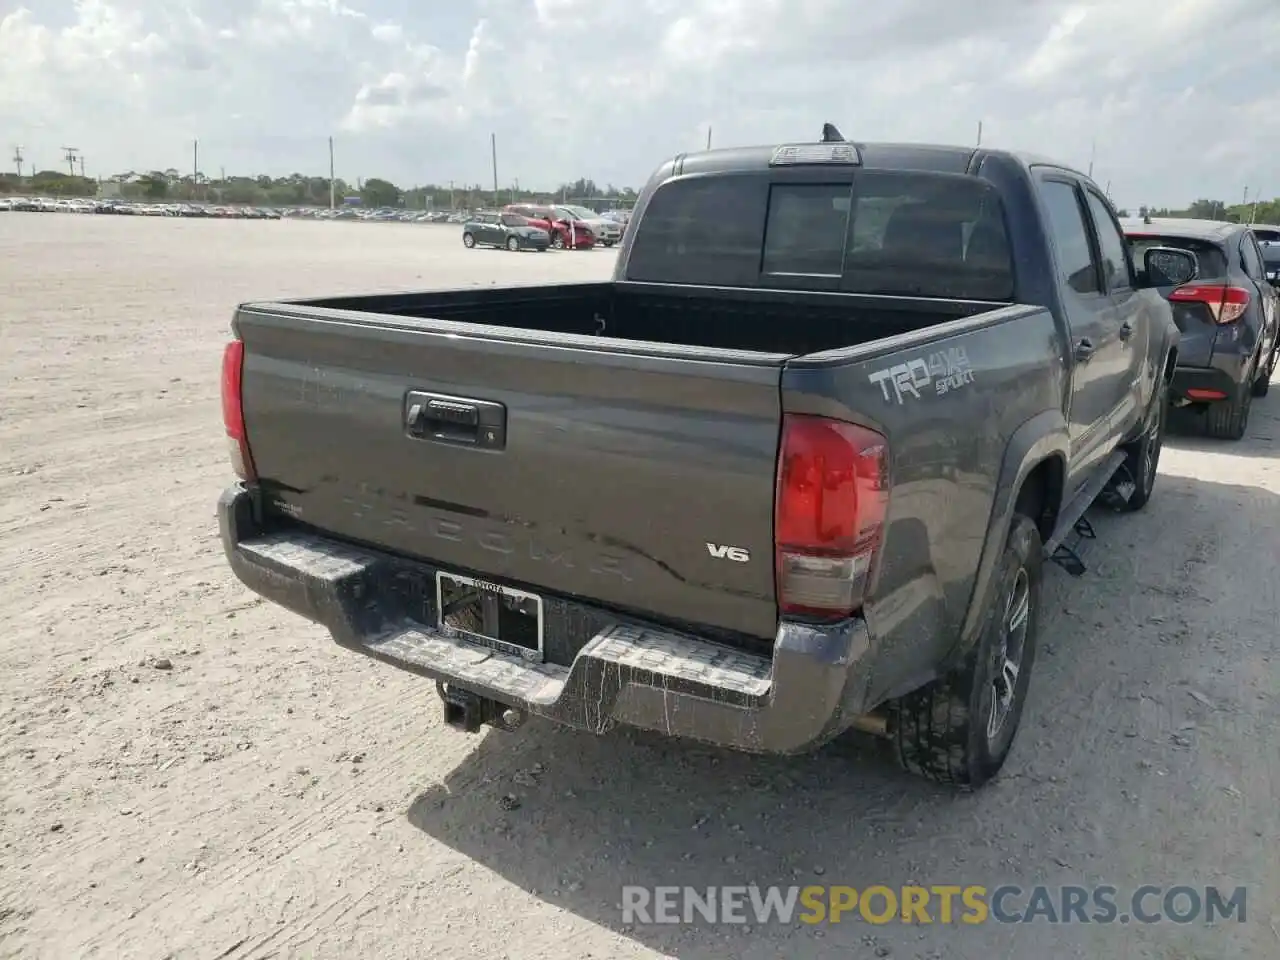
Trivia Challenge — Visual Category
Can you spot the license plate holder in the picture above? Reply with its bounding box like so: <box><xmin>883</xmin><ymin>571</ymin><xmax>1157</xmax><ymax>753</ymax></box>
<box><xmin>435</xmin><ymin>572</ymin><xmax>544</xmax><ymax>663</ymax></box>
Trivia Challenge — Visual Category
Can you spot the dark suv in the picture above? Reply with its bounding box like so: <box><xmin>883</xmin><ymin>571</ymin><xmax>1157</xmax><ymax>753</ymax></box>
<box><xmin>1121</xmin><ymin>217</ymin><xmax>1279</xmax><ymax>439</ymax></box>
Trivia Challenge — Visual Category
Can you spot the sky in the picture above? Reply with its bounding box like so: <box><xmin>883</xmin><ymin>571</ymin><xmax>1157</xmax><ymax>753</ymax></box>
<box><xmin>1</xmin><ymin>0</ymin><xmax>1278</xmax><ymax>208</ymax></box>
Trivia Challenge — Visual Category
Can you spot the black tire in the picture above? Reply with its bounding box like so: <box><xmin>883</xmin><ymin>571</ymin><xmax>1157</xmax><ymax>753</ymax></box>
<box><xmin>506</xmin><ymin>236</ymin><xmax>520</xmax><ymax>252</ymax></box>
<box><xmin>1204</xmin><ymin>379</ymin><xmax>1252</xmax><ymax>440</ymax></box>
<box><xmin>1116</xmin><ymin>376</ymin><xmax>1168</xmax><ymax>512</ymax></box>
<box><xmin>462</xmin><ymin>232</ymin><xmax>476</xmax><ymax>249</ymax></box>
<box><xmin>551</xmin><ymin>233</ymin><xmax>565</xmax><ymax>250</ymax></box>
<box><xmin>1251</xmin><ymin>346</ymin><xmax>1276</xmax><ymax>397</ymax></box>
<box><xmin>892</xmin><ymin>514</ymin><xmax>1042</xmax><ymax>789</ymax></box>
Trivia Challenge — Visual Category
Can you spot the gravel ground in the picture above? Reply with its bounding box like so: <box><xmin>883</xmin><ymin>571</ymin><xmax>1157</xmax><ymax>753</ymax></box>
<box><xmin>1</xmin><ymin>214</ymin><xmax>1276</xmax><ymax>960</ymax></box>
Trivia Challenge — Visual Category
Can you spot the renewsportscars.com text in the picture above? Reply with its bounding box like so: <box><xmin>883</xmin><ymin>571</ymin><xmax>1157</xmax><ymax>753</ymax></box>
<box><xmin>621</xmin><ymin>884</ymin><xmax>1247</xmax><ymax>926</ymax></box>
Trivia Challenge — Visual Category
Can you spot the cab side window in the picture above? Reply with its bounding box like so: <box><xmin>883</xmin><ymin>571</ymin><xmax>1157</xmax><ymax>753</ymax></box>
<box><xmin>1084</xmin><ymin>190</ymin><xmax>1133</xmax><ymax>293</ymax></box>
<box><xmin>1038</xmin><ymin>179</ymin><xmax>1101</xmax><ymax>296</ymax></box>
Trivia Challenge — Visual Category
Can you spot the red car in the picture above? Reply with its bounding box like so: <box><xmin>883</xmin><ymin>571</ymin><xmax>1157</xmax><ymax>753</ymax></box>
<box><xmin>503</xmin><ymin>204</ymin><xmax>596</xmax><ymax>249</ymax></box>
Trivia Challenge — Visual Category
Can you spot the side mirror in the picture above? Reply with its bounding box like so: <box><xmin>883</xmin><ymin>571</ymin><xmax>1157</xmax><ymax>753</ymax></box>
<box><xmin>1143</xmin><ymin>247</ymin><xmax>1198</xmax><ymax>287</ymax></box>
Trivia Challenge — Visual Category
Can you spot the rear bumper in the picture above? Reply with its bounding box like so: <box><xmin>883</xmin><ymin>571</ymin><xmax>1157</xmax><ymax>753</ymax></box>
<box><xmin>219</xmin><ymin>483</ymin><xmax>875</xmax><ymax>755</ymax></box>
<box><xmin>1170</xmin><ymin>362</ymin><xmax>1245</xmax><ymax>401</ymax></box>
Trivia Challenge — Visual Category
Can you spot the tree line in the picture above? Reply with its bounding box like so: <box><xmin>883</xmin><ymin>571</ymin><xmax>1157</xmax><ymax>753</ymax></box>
<box><xmin>0</xmin><ymin>170</ymin><xmax>637</xmax><ymax>210</ymax></box>
<box><xmin>3</xmin><ymin>169</ymin><xmax>1278</xmax><ymax>223</ymax></box>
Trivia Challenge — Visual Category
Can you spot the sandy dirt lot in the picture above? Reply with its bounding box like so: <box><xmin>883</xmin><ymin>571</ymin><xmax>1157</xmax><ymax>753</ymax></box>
<box><xmin>1</xmin><ymin>213</ymin><xmax>1277</xmax><ymax>960</ymax></box>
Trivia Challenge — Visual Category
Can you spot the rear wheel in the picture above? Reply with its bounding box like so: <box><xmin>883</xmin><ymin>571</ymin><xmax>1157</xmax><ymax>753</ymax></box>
<box><xmin>1205</xmin><ymin>377</ymin><xmax>1252</xmax><ymax>440</ymax></box>
<box><xmin>506</xmin><ymin>236</ymin><xmax>520</xmax><ymax>252</ymax></box>
<box><xmin>462</xmin><ymin>232</ymin><xmax>476</xmax><ymax>249</ymax></box>
<box><xmin>892</xmin><ymin>514</ymin><xmax>1042</xmax><ymax>789</ymax></box>
<box><xmin>551</xmin><ymin>233</ymin><xmax>565</xmax><ymax>250</ymax></box>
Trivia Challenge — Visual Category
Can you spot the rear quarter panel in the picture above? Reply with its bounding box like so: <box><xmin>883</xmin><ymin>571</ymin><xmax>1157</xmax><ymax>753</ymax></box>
<box><xmin>781</xmin><ymin>305</ymin><xmax>1066</xmax><ymax>705</ymax></box>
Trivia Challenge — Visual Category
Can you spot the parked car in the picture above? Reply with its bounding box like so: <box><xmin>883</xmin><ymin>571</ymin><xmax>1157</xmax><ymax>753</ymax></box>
<box><xmin>1261</xmin><ymin>242</ymin><xmax>1280</xmax><ymax>283</ymax></box>
<box><xmin>503</xmin><ymin>204</ymin><xmax>596</xmax><ymax>249</ymax></box>
<box><xmin>462</xmin><ymin>212</ymin><xmax>550</xmax><ymax>251</ymax></box>
<box><xmin>1248</xmin><ymin>223</ymin><xmax>1280</xmax><ymax>246</ymax></box>
<box><xmin>218</xmin><ymin>130</ymin><xmax>1184</xmax><ymax>789</ymax></box>
<box><xmin>1122</xmin><ymin>217</ymin><xmax>1280</xmax><ymax>438</ymax></box>
<box><xmin>556</xmin><ymin>205</ymin><xmax>623</xmax><ymax>247</ymax></box>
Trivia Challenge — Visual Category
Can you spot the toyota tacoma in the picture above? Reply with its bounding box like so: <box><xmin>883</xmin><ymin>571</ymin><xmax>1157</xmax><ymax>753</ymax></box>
<box><xmin>218</xmin><ymin>128</ymin><xmax>1188</xmax><ymax>788</ymax></box>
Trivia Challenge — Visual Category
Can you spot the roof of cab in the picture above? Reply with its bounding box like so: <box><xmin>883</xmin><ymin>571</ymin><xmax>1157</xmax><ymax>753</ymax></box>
<box><xmin>1118</xmin><ymin>217</ymin><xmax>1245</xmax><ymax>240</ymax></box>
<box><xmin>671</xmin><ymin>140</ymin><xmax>1081</xmax><ymax>178</ymax></box>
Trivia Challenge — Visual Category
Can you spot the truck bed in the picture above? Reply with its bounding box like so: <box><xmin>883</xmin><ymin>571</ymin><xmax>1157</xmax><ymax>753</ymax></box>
<box><xmin>291</xmin><ymin>281</ymin><xmax>1003</xmax><ymax>355</ymax></box>
<box><xmin>234</xmin><ymin>281</ymin><xmax>1017</xmax><ymax>648</ymax></box>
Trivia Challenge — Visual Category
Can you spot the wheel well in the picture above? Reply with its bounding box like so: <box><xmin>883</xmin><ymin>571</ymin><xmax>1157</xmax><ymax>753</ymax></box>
<box><xmin>1015</xmin><ymin>455</ymin><xmax>1065</xmax><ymax>544</ymax></box>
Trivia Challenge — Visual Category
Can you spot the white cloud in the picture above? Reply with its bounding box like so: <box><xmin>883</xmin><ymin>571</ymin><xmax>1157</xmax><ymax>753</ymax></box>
<box><xmin>0</xmin><ymin>0</ymin><xmax>1278</xmax><ymax>206</ymax></box>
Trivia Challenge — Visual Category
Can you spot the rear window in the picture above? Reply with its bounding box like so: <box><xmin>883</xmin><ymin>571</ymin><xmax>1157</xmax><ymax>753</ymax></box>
<box><xmin>626</xmin><ymin>170</ymin><xmax>1015</xmax><ymax>300</ymax></box>
<box><xmin>1126</xmin><ymin>235</ymin><xmax>1227</xmax><ymax>280</ymax></box>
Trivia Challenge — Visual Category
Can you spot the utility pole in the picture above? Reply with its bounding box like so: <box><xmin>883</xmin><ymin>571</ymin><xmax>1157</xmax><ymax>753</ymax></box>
<box><xmin>706</xmin><ymin>126</ymin><xmax>712</xmax><ymax>150</ymax></box>
<box><xmin>78</xmin><ymin>156</ymin><xmax>85</xmax><ymax>178</ymax></box>
<box><xmin>192</xmin><ymin>139</ymin><xmax>199</xmax><ymax>201</ymax></box>
<box><xmin>976</xmin><ymin>121</ymin><xmax>983</xmax><ymax>147</ymax></box>
<box><xmin>490</xmin><ymin>133</ymin><xmax>498</xmax><ymax>202</ymax></box>
<box><xmin>449</xmin><ymin>180</ymin><xmax>455</xmax><ymax>210</ymax></box>
<box><xmin>1087</xmin><ymin>138</ymin><xmax>1096</xmax><ymax>179</ymax></box>
<box><xmin>61</xmin><ymin>146</ymin><xmax>80</xmax><ymax>176</ymax></box>
<box><xmin>12</xmin><ymin>145</ymin><xmax>23</xmax><ymax>178</ymax></box>
<box><xmin>328</xmin><ymin>136</ymin><xmax>336</xmax><ymax>209</ymax></box>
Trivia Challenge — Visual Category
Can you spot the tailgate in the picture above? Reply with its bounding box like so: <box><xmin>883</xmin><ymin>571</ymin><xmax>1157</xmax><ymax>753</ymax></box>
<box><xmin>235</xmin><ymin>306</ymin><xmax>787</xmax><ymax>640</ymax></box>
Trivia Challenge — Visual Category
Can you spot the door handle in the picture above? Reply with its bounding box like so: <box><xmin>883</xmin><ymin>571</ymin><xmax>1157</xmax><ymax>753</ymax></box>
<box><xmin>1119</xmin><ymin>321</ymin><xmax>1134</xmax><ymax>341</ymax></box>
<box><xmin>1074</xmin><ymin>338</ymin><xmax>1095</xmax><ymax>361</ymax></box>
<box><xmin>405</xmin><ymin>391</ymin><xmax>507</xmax><ymax>450</ymax></box>
<box><xmin>409</xmin><ymin>398</ymin><xmax>481</xmax><ymax>442</ymax></box>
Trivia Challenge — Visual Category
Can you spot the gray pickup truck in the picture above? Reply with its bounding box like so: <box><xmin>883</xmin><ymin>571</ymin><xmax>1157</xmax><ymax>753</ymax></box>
<box><xmin>218</xmin><ymin>129</ymin><xmax>1191</xmax><ymax>788</ymax></box>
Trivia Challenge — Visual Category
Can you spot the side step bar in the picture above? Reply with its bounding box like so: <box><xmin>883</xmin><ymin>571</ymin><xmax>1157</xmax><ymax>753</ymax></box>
<box><xmin>1043</xmin><ymin>449</ymin><xmax>1128</xmax><ymax>577</ymax></box>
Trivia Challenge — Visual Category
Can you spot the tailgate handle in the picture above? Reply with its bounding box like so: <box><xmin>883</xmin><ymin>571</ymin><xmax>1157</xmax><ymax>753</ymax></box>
<box><xmin>405</xmin><ymin>391</ymin><xmax>506</xmax><ymax>450</ymax></box>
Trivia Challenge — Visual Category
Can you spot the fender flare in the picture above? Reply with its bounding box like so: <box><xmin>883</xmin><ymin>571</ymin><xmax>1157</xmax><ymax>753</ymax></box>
<box><xmin>953</xmin><ymin>408</ymin><xmax>1069</xmax><ymax>661</ymax></box>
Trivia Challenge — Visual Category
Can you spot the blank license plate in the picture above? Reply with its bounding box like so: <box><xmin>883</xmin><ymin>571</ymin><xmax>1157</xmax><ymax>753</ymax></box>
<box><xmin>435</xmin><ymin>572</ymin><xmax>544</xmax><ymax>662</ymax></box>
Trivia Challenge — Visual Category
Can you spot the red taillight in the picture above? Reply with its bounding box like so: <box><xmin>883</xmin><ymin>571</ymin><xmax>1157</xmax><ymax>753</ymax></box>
<box><xmin>774</xmin><ymin>415</ymin><xmax>889</xmax><ymax>619</ymax></box>
<box><xmin>1186</xmin><ymin>388</ymin><xmax>1227</xmax><ymax>401</ymax></box>
<box><xmin>1169</xmin><ymin>284</ymin><xmax>1250</xmax><ymax>324</ymax></box>
<box><xmin>221</xmin><ymin>340</ymin><xmax>256</xmax><ymax>480</ymax></box>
